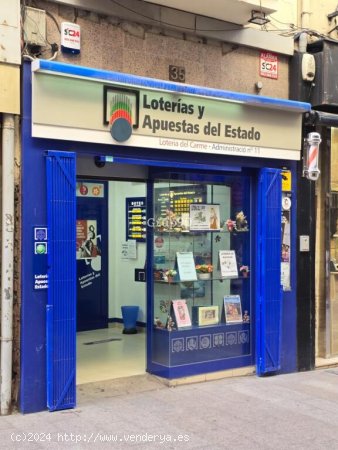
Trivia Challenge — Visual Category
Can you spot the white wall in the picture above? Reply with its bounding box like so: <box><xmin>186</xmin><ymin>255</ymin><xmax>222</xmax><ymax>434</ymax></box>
<box><xmin>108</xmin><ymin>181</ymin><xmax>147</xmax><ymax>322</ymax></box>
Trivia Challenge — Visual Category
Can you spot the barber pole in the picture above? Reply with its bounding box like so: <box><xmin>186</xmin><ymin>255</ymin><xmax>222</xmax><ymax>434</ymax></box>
<box><xmin>303</xmin><ymin>132</ymin><xmax>321</xmax><ymax>181</ymax></box>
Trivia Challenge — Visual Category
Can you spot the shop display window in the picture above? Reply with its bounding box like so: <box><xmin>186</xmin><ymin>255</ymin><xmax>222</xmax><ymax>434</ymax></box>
<box><xmin>148</xmin><ymin>172</ymin><xmax>253</xmax><ymax>376</ymax></box>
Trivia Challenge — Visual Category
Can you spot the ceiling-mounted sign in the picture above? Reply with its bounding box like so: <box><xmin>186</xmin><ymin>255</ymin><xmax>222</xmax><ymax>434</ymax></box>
<box><xmin>260</xmin><ymin>52</ymin><xmax>278</xmax><ymax>80</ymax></box>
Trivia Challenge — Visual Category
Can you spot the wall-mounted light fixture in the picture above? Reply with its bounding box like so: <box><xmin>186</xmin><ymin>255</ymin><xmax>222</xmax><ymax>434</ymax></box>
<box><xmin>248</xmin><ymin>10</ymin><xmax>270</xmax><ymax>26</ymax></box>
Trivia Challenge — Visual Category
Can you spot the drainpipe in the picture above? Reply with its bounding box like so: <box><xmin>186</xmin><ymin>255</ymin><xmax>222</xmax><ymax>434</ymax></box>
<box><xmin>299</xmin><ymin>0</ymin><xmax>311</xmax><ymax>52</ymax></box>
<box><xmin>1</xmin><ymin>114</ymin><xmax>15</xmax><ymax>415</ymax></box>
<box><xmin>301</xmin><ymin>0</ymin><xmax>311</xmax><ymax>29</ymax></box>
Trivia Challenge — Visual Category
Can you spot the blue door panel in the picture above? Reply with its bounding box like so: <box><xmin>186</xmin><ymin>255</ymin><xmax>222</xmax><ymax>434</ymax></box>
<box><xmin>256</xmin><ymin>168</ymin><xmax>282</xmax><ymax>375</ymax></box>
<box><xmin>46</xmin><ymin>151</ymin><xmax>76</xmax><ymax>411</ymax></box>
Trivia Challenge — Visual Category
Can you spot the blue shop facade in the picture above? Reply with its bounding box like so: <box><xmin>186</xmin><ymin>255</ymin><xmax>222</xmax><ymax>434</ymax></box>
<box><xmin>20</xmin><ymin>60</ymin><xmax>311</xmax><ymax>413</ymax></box>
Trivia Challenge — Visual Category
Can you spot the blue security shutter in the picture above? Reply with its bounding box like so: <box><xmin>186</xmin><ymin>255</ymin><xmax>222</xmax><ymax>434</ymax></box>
<box><xmin>256</xmin><ymin>168</ymin><xmax>282</xmax><ymax>376</ymax></box>
<box><xmin>46</xmin><ymin>151</ymin><xmax>76</xmax><ymax>411</ymax></box>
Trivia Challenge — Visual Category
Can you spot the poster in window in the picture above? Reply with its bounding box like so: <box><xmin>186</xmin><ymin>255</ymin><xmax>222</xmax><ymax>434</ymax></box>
<box><xmin>172</xmin><ymin>299</ymin><xmax>191</xmax><ymax>328</ymax></box>
<box><xmin>223</xmin><ymin>295</ymin><xmax>242</xmax><ymax>324</ymax></box>
<box><xmin>76</xmin><ymin>220</ymin><xmax>101</xmax><ymax>259</ymax></box>
<box><xmin>154</xmin><ymin>185</ymin><xmax>206</xmax><ymax>232</ymax></box>
<box><xmin>219</xmin><ymin>250</ymin><xmax>238</xmax><ymax>278</ymax></box>
<box><xmin>189</xmin><ymin>204</ymin><xmax>220</xmax><ymax>231</ymax></box>
<box><xmin>176</xmin><ymin>252</ymin><xmax>197</xmax><ymax>281</ymax></box>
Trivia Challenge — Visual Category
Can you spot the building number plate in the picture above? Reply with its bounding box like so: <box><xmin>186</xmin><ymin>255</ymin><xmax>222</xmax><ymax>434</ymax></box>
<box><xmin>169</xmin><ymin>65</ymin><xmax>185</xmax><ymax>83</ymax></box>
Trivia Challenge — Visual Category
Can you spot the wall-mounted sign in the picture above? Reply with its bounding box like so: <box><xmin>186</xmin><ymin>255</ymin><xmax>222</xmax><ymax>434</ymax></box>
<box><xmin>281</xmin><ymin>170</ymin><xmax>292</xmax><ymax>192</ymax></box>
<box><xmin>260</xmin><ymin>51</ymin><xmax>278</xmax><ymax>80</ymax></box>
<box><xmin>33</xmin><ymin>226</ymin><xmax>48</xmax><ymax>290</ymax></box>
<box><xmin>169</xmin><ymin>65</ymin><xmax>185</xmax><ymax>83</ymax></box>
<box><xmin>126</xmin><ymin>197</ymin><xmax>146</xmax><ymax>242</ymax></box>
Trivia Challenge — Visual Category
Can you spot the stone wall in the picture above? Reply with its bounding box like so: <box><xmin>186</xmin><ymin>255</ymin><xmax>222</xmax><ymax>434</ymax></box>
<box><xmin>33</xmin><ymin>0</ymin><xmax>289</xmax><ymax>98</ymax></box>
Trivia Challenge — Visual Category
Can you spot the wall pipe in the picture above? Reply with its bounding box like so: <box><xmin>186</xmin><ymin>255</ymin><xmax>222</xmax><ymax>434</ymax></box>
<box><xmin>0</xmin><ymin>114</ymin><xmax>15</xmax><ymax>415</ymax></box>
<box><xmin>301</xmin><ymin>0</ymin><xmax>311</xmax><ymax>29</ymax></box>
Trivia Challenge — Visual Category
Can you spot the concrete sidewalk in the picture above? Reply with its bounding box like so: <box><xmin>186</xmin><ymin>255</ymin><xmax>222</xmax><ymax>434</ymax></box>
<box><xmin>1</xmin><ymin>367</ymin><xmax>338</xmax><ymax>449</ymax></box>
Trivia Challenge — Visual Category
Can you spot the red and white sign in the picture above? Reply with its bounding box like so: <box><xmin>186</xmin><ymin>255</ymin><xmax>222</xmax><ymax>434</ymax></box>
<box><xmin>61</xmin><ymin>22</ymin><xmax>81</xmax><ymax>51</ymax></box>
<box><xmin>260</xmin><ymin>52</ymin><xmax>278</xmax><ymax>79</ymax></box>
<box><xmin>76</xmin><ymin>182</ymin><xmax>104</xmax><ymax>198</ymax></box>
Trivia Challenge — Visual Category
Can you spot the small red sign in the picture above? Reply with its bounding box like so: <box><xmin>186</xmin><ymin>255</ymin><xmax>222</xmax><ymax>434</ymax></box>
<box><xmin>79</xmin><ymin>184</ymin><xmax>88</xmax><ymax>195</ymax></box>
<box><xmin>260</xmin><ymin>52</ymin><xmax>278</xmax><ymax>80</ymax></box>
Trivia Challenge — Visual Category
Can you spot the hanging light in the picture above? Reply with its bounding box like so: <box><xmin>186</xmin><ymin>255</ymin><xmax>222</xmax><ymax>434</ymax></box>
<box><xmin>248</xmin><ymin>10</ymin><xmax>270</xmax><ymax>25</ymax></box>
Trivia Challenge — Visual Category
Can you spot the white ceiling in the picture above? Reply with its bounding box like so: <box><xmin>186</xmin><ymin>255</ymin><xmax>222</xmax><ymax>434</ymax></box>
<box><xmin>143</xmin><ymin>0</ymin><xmax>278</xmax><ymax>25</ymax></box>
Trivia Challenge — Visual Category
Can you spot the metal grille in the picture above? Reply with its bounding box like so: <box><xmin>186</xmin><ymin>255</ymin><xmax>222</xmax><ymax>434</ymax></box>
<box><xmin>46</xmin><ymin>151</ymin><xmax>76</xmax><ymax>411</ymax></box>
<box><xmin>257</xmin><ymin>168</ymin><xmax>282</xmax><ymax>375</ymax></box>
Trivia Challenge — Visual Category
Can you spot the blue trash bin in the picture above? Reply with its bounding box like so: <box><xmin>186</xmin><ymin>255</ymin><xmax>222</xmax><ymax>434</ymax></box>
<box><xmin>121</xmin><ymin>306</ymin><xmax>139</xmax><ymax>334</ymax></box>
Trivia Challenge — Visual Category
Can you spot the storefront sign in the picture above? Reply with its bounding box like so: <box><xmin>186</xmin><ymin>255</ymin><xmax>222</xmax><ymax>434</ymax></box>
<box><xmin>32</xmin><ymin>65</ymin><xmax>307</xmax><ymax>161</ymax></box>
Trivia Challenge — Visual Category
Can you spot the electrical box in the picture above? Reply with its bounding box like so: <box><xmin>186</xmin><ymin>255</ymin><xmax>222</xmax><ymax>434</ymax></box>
<box><xmin>301</xmin><ymin>53</ymin><xmax>315</xmax><ymax>82</ymax></box>
<box><xmin>291</xmin><ymin>41</ymin><xmax>338</xmax><ymax>111</ymax></box>
<box><xmin>23</xmin><ymin>6</ymin><xmax>46</xmax><ymax>46</ymax></box>
<box><xmin>299</xmin><ymin>235</ymin><xmax>310</xmax><ymax>252</ymax></box>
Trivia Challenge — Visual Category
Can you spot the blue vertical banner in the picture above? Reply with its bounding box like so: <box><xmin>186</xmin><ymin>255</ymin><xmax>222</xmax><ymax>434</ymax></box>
<box><xmin>33</xmin><ymin>226</ymin><xmax>48</xmax><ymax>290</ymax></box>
